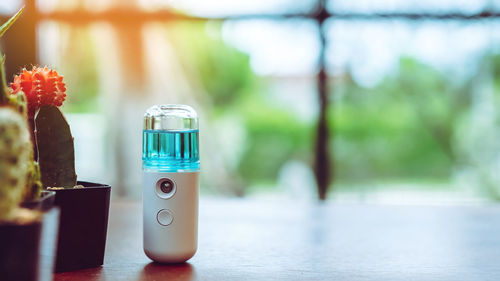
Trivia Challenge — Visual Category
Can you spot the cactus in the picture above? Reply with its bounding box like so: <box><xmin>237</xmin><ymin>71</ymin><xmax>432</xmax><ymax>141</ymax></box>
<box><xmin>35</xmin><ymin>106</ymin><xmax>77</xmax><ymax>188</ymax></box>
<box><xmin>0</xmin><ymin>107</ymin><xmax>31</xmax><ymax>220</ymax></box>
<box><xmin>8</xmin><ymin>67</ymin><xmax>75</xmax><ymax>190</ymax></box>
<box><xmin>8</xmin><ymin>64</ymin><xmax>75</xmax><ymax>190</ymax></box>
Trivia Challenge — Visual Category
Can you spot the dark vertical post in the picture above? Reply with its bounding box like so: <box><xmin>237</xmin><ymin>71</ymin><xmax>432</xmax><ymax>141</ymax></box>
<box><xmin>314</xmin><ymin>0</ymin><xmax>331</xmax><ymax>200</ymax></box>
<box><xmin>3</xmin><ymin>0</ymin><xmax>38</xmax><ymax>80</ymax></box>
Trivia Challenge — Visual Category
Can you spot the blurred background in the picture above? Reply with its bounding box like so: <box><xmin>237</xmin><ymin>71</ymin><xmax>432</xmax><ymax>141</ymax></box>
<box><xmin>1</xmin><ymin>0</ymin><xmax>500</xmax><ymax>204</ymax></box>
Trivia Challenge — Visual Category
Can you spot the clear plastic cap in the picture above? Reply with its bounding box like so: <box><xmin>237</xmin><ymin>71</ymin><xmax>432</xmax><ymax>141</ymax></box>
<box><xmin>144</xmin><ymin>104</ymin><xmax>198</xmax><ymax>131</ymax></box>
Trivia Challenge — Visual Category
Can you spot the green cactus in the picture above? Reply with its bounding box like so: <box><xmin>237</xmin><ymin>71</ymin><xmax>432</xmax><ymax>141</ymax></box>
<box><xmin>35</xmin><ymin>105</ymin><xmax>77</xmax><ymax>188</ymax></box>
<box><xmin>0</xmin><ymin>107</ymin><xmax>31</xmax><ymax>220</ymax></box>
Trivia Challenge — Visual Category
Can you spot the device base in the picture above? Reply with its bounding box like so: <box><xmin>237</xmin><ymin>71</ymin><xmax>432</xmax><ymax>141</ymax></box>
<box><xmin>143</xmin><ymin>171</ymin><xmax>199</xmax><ymax>263</ymax></box>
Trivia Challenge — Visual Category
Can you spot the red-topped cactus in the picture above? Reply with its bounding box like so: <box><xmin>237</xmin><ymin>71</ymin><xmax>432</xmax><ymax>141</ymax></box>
<box><xmin>8</xmin><ymin>65</ymin><xmax>77</xmax><ymax>188</ymax></box>
<box><xmin>10</xmin><ymin>66</ymin><xmax>67</xmax><ymax>117</ymax></box>
<box><xmin>8</xmin><ymin>65</ymin><xmax>75</xmax><ymax>189</ymax></box>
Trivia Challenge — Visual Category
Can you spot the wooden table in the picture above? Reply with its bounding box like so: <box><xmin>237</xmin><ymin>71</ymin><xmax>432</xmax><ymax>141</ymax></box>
<box><xmin>54</xmin><ymin>199</ymin><xmax>500</xmax><ymax>281</ymax></box>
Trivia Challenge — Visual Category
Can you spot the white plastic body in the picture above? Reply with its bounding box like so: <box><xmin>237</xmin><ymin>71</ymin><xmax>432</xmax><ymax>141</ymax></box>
<box><xmin>143</xmin><ymin>171</ymin><xmax>199</xmax><ymax>263</ymax></box>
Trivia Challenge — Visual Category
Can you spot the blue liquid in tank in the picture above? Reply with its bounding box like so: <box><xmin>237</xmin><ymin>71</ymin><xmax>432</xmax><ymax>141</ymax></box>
<box><xmin>142</xmin><ymin>129</ymin><xmax>200</xmax><ymax>172</ymax></box>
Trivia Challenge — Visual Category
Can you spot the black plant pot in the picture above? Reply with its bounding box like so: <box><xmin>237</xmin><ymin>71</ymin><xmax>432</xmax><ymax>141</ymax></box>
<box><xmin>0</xmin><ymin>220</ymin><xmax>42</xmax><ymax>281</ymax></box>
<box><xmin>53</xmin><ymin>181</ymin><xmax>111</xmax><ymax>272</ymax></box>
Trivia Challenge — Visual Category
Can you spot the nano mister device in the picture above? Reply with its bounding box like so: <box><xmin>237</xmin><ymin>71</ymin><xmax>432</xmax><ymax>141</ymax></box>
<box><xmin>142</xmin><ymin>104</ymin><xmax>200</xmax><ymax>263</ymax></box>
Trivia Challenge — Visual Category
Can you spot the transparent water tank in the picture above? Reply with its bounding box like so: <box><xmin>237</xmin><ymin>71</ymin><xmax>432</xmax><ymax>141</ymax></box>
<box><xmin>142</xmin><ymin>104</ymin><xmax>200</xmax><ymax>172</ymax></box>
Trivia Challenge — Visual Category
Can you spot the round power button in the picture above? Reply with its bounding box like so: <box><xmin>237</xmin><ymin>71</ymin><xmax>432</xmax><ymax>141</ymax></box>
<box><xmin>157</xmin><ymin>209</ymin><xmax>173</xmax><ymax>226</ymax></box>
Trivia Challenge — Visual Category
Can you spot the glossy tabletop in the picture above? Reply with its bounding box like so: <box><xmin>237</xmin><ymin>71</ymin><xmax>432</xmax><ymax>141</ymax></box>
<box><xmin>54</xmin><ymin>199</ymin><xmax>500</xmax><ymax>281</ymax></box>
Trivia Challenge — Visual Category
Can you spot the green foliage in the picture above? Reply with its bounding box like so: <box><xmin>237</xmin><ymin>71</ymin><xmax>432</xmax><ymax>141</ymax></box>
<box><xmin>332</xmin><ymin>57</ymin><xmax>470</xmax><ymax>182</ymax></box>
<box><xmin>236</xmin><ymin>99</ymin><xmax>313</xmax><ymax>184</ymax></box>
<box><xmin>168</xmin><ymin>22</ymin><xmax>255</xmax><ymax>108</ymax></box>
<box><xmin>35</xmin><ymin>106</ymin><xmax>77</xmax><ymax>188</ymax></box>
